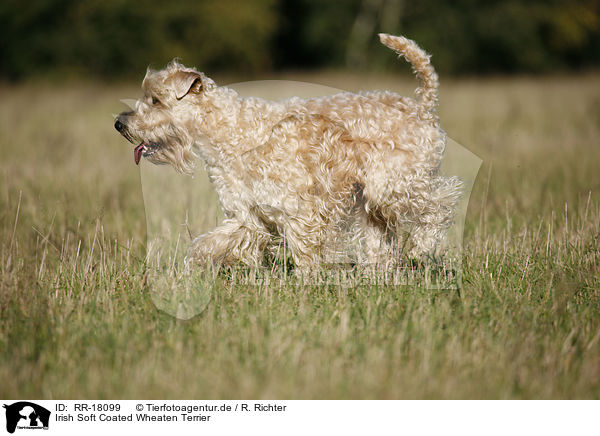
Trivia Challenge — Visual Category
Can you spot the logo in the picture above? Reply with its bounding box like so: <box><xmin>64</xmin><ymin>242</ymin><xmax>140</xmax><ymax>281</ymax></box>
<box><xmin>3</xmin><ymin>402</ymin><xmax>50</xmax><ymax>434</ymax></box>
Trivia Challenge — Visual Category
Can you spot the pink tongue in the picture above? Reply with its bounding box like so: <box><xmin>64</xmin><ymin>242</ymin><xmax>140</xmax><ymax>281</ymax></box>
<box><xmin>134</xmin><ymin>144</ymin><xmax>144</xmax><ymax>165</ymax></box>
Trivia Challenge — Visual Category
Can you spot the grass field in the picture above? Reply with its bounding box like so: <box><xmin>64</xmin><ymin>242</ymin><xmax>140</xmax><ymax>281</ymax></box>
<box><xmin>1</xmin><ymin>72</ymin><xmax>599</xmax><ymax>399</ymax></box>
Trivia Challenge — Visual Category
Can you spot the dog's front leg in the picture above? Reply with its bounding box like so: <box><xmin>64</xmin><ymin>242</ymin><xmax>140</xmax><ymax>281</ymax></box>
<box><xmin>184</xmin><ymin>218</ymin><xmax>269</xmax><ymax>270</ymax></box>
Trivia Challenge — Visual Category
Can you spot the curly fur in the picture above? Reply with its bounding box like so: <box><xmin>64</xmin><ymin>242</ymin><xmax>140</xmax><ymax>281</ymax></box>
<box><xmin>115</xmin><ymin>34</ymin><xmax>463</xmax><ymax>272</ymax></box>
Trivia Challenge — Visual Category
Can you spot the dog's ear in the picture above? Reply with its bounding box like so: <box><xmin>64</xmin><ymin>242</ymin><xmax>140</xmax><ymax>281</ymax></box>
<box><xmin>173</xmin><ymin>71</ymin><xmax>203</xmax><ymax>100</ymax></box>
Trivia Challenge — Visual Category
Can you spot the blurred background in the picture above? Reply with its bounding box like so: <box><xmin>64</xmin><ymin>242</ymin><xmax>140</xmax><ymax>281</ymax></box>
<box><xmin>1</xmin><ymin>0</ymin><xmax>598</xmax><ymax>80</ymax></box>
<box><xmin>1</xmin><ymin>0</ymin><xmax>600</xmax><ymax>399</ymax></box>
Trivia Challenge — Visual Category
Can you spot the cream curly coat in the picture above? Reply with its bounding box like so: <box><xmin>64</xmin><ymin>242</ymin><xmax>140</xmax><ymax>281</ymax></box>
<box><xmin>115</xmin><ymin>34</ymin><xmax>462</xmax><ymax>271</ymax></box>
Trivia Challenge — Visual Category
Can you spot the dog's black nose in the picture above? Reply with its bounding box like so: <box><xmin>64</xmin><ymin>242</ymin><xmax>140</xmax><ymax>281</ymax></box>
<box><xmin>114</xmin><ymin>119</ymin><xmax>125</xmax><ymax>133</ymax></box>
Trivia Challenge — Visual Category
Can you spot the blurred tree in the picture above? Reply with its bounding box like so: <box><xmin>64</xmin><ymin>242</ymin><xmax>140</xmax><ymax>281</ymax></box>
<box><xmin>273</xmin><ymin>0</ymin><xmax>600</xmax><ymax>74</ymax></box>
<box><xmin>272</xmin><ymin>0</ymin><xmax>361</xmax><ymax>68</ymax></box>
<box><xmin>346</xmin><ymin>0</ymin><xmax>404</xmax><ymax>68</ymax></box>
<box><xmin>0</xmin><ymin>0</ymin><xmax>276</xmax><ymax>79</ymax></box>
<box><xmin>0</xmin><ymin>0</ymin><xmax>598</xmax><ymax>78</ymax></box>
<box><xmin>394</xmin><ymin>0</ymin><xmax>600</xmax><ymax>73</ymax></box>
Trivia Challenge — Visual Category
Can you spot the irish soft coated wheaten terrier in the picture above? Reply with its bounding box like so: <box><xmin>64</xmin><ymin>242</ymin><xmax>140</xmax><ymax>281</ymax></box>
<box><xmin>115</xmin><ymin>34</ymin><xmax>462</xmax><ymax>272</ymax></box>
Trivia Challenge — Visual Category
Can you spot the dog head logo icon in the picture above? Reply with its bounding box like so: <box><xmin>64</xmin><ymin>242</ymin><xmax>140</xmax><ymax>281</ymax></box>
<box><xmin>3</xmin><ymin>402</ymin><xmax>50</xmax><ymax>433</ymax></box>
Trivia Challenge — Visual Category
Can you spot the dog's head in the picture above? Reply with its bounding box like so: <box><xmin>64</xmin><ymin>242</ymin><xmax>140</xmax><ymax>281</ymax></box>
<box><xmin>114</xmin><ymin>61</ymin><xmax>218</xmax><ymax>174</ymax></box>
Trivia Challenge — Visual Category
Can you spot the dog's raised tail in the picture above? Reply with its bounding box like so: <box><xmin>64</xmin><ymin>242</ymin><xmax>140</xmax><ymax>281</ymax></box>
<box><xmin>379</xmin><ymin>33</ymin><xmax>439</xmax><ymax>112</ymax></box>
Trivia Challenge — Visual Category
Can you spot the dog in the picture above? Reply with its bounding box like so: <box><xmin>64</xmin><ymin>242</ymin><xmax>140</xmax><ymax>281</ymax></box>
<box><xmin>115</xmin><ymin>34</ymin><xmax>462</xmax><ymax>273</ymax></box>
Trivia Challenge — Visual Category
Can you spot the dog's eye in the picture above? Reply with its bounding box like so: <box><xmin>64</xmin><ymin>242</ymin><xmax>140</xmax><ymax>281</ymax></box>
<box><xmin>152</xmin><ymin>97</ymin><xmax>161</xmax><ymax>106</ymax></box>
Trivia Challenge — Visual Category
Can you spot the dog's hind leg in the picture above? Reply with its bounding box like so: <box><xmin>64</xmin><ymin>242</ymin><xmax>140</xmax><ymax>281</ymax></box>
<box><xmin>405</xmin><ymin>174</ymin><xmax>463</xmax><ymax>257</ymax></box>
<box><xmin>363</xmin><ymin>165</ymin><xmax>462</xmax><ymax>259</ymax></box>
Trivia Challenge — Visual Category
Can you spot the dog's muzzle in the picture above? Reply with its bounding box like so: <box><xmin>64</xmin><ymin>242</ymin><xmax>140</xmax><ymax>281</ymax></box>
<box><xmin>114</xmin><ymin>111</ymin><xmax>133</xmax><ymax>135</ymax></box>
<box><xmin>114</xmin><ymin>118</ymin><xmax>126</xmax><ymax>134</ymax></box>
<box><xmin>115</xmin><ymin>112</ymin><xmax>149</xmax><ymax>165</ymax></box>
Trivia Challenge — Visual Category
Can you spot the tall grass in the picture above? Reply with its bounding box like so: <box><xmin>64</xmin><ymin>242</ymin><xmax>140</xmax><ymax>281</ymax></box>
<box><xmin>0</xmin><ymin>73</ymin><xmax>599</xmax><ymax>398</ymax></box>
